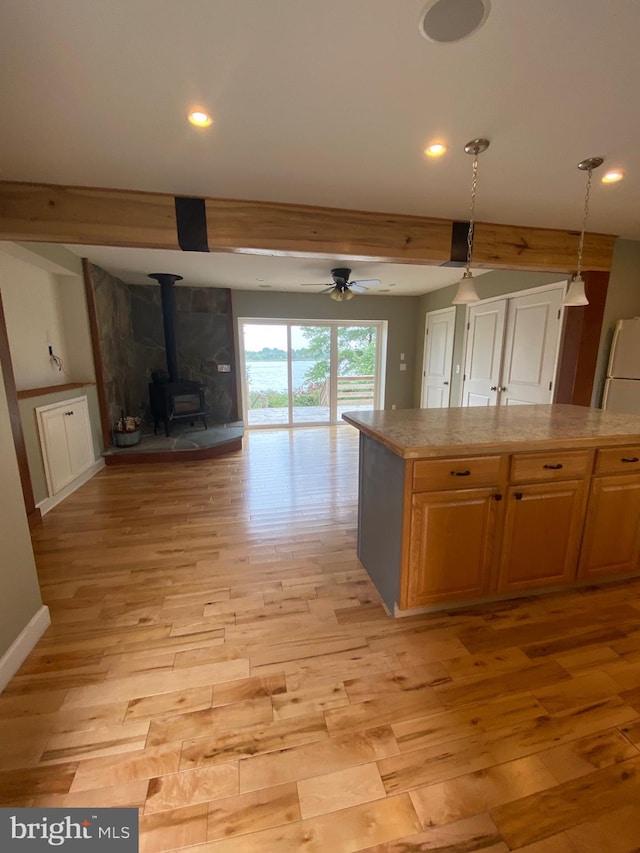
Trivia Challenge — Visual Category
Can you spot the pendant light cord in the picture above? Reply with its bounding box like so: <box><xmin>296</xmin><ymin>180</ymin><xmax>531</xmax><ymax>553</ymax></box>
<box><xmin>466</xmin><ymin>151</ymin><xmax>480</xmax><ymax>275</ymax></box>
<box><xmin>575</xmin><ymin>166</ymin><xmax>593</xmax><ymax>280</ymax></box>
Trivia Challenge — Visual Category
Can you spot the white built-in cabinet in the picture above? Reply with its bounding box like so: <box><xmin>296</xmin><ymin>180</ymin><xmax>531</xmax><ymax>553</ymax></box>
<box><xmin>36</xmin><ymin>396</ymin><xmax>95</xmax><ymax>496</ymax></box>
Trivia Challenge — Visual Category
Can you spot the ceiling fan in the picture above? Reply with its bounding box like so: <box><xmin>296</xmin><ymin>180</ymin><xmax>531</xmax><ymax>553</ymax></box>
<box><xmin>299</xmin><ymin>267</ymin><xmax>381</xmax><ymax>301</ymax></box>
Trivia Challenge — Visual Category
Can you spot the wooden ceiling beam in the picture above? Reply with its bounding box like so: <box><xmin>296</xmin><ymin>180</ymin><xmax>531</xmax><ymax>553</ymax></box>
<box><xmin>0</xmin><ymin>180</ymin><xmax>616</xmax><ymax>272</ymax></box>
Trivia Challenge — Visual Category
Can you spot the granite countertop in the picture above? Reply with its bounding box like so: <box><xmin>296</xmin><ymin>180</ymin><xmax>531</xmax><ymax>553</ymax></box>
<box><xmin>342</xmin><ymin>404</ymin><xmax>640</xmax><ymax>459</ymax></box>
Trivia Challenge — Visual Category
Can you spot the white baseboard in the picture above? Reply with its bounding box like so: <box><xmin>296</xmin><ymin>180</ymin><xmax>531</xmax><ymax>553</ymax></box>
<box><xmin>0</xmin><ymin>605</ymin><xmax>51</xmax><ymax>693</ymax></box>
<box><xmin>37</xmin><ymin>458</ymin><xmax>105</xmax><ymax>516</ymax></box>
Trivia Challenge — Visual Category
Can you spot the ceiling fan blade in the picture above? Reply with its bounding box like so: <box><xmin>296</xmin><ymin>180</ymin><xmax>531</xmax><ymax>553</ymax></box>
<box><xmin>299</xmin><ymin>282</ymin><xmax>331</xmax><ymax>287</ymax></box>
<box><xmin>320</xmin><ymin>285</ymin><xmax>336</xmax><ymax>293</ymax></box>
<box><xmin>351</xmin><ymin>278</ymin><xmax>381</xmax><ymax>287</ymax></box>
<box><xmin>349</xmin><ymin>283</ymin><xmax>369</xmax><ymax>293</ymax></box>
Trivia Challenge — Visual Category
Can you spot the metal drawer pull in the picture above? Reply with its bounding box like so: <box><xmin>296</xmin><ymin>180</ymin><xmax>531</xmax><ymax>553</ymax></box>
<box><xmin>621</xmin><ymin>457</ymin><xmax>639</xmax><ymax>463</ymax></box>
<box><xmin>543</xmin><ymin>463</ymin><xmax>563</xmax><ymax>470</ymax></box>
<box><xmin>450</xmin><ymin>470</ymin><xmax>471</xmax><ymax>477</ymax></box>
<box><xmin>514</xmin><ymin>492</ymin><xmax>523</xmax><ymax>500</ymax></box>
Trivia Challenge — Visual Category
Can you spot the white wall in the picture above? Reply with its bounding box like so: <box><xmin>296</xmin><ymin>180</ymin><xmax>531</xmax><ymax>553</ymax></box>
<box><xmin>0</xmin><ymin>243</ymin><xmax>102</xmax><ymax>505</ymax></box>
<box><xmin>0</xmin><ymin>249</ymin><xmax>69</xmax><ymax>390</ymax></box>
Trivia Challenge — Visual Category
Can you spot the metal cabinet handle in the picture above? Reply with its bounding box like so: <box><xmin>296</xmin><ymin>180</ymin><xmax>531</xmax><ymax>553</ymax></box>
<box><xmin>494</xmin><ymin>493</ymin><xmax>503</xmax><ymax>501</ymax></box>
<box><xmin>443</xmin><ymin>381</ymin><xmax>449</xmax><ymax>385</ymax></box>
<box><xmin>450</xmin><ymin>470</ymin><xmax>471</xmax><ymax>477</ymax></box>
<box><xmin>622</xmin><ymin>457</ymin><xmax>639</xmax><ymax>463</ymax></box>
<box><xmin>543</xmin><ymin>463</ymin><xmax>563</xmax><ymax>470</ymax></box>
<box><xmin>514</xmin><ymin>492</ymin><xmax>523</xmax><ymax>500</ymax></box>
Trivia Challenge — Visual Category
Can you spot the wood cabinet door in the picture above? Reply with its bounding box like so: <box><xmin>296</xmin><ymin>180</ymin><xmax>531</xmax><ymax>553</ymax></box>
<box><xmin>407</xmin><ymin>487</ymin><xmax>498</xmax><ymax>607</ymax></box>
<box><xmin>498</xmin><ymin>480</ymin><xmax>587</xmax><ymax>593</ymax></box>
<box><xmin>578</xmin><ymin>473</ymin><xmax>640</xmax><ymax>578</ymax></box>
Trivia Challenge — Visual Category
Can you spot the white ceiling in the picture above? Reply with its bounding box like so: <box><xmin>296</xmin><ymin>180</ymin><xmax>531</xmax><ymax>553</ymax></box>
<box><xmin>64</xmin><ymin>245</ymin><xmax>490</xmax><ymax>295</ymax></box>
<box><xmin>3</xmin><ymin>0</ymin><xmax>638</xmax><ymax>294</ymax></box>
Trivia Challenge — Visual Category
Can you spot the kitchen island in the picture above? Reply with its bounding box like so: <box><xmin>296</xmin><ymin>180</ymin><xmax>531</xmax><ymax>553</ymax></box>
<box><xmin>342</xmin><ymin>404</ymin><xmax>640</xmax><ymax>616</ymax></box>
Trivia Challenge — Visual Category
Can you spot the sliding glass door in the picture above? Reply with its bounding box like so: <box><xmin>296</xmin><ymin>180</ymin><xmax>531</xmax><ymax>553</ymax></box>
<box><xmin>239</xmin><ymin>319</ymin><xmax>385</xmax><ymax>428</ymax></box>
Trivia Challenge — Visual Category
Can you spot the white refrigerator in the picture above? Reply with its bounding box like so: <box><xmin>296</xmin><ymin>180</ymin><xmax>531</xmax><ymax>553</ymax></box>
<box><xmin>602</xmin><ymin>317</ymin><xmax>640</xmax><ymax>413</ymax></box>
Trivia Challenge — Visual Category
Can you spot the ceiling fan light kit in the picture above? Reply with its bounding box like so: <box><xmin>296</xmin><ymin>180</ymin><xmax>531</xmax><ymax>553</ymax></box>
<box><xmin>451</xmin><ymin>138</ymin><xmax>489</xmax><ymax>306</ymax></box>
<box><xmin>563</xmin><ymin>156</ymin><xmax>604</xmax><ymax>307</ymax></box>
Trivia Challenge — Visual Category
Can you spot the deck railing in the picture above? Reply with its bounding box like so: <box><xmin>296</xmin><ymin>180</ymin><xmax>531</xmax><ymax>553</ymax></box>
<box><xmin>319</xmin><ymin>375</ymin><xmax>375</xmax><ymax>407</ymax></box>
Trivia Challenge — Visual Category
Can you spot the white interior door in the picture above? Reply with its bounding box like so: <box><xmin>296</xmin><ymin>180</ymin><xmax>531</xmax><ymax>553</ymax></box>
<box><xmin>461</xmin><ymin>300</ymin><xmax>507</xmax><ymax>406</ymax></box>
<box><xmin>500</xmin><ymin>288</ymin><xmax>563</xmax><ymax>405</ymax></box>
<box><xmin>421</xmin><ymin>307</ymin><xmax>455</xmax><ymax>408</ymax></box>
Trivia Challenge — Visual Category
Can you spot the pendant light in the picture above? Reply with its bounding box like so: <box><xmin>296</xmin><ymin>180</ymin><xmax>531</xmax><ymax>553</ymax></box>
<box><xmin>563</xmin><ymin>156</ymin><xmax>604</xmax><ymax>307</ymax></box>
<box><xmin>452</xmin><ymin>138</ymin><xmax>490</xmax><ymax>305</ymax></box>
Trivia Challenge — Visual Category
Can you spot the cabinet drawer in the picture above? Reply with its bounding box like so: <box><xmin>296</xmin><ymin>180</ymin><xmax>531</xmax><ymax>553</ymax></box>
<box><xmin>595</xmin><ymin>446</ymin><xmax>640</xmax><ymax>475</ymax></box>
<box><xmin>413</xmin><ymin>455</ymin><xmax>502</xmax><ymax>491</ymax></box>
<box><xmin>510</xmin><ymin>450</ymin><xmax>592</xmax><ymax>483</ymax></box>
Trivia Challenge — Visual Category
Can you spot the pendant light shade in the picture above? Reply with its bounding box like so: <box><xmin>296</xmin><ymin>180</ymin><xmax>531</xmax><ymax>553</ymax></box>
<box><xmin>452</xmin><ymin>271</ymin><xmax>480</xmax><ymax>304</ymax></box>
<box><xmin>452</xmin><ymin>138</ymin><xmax>489</xmax><ymax>306</ymax></box>
<box><xmin>563</xmin><ymin>273</ymin><xmax>589</xmax><ymax>307</ymax></box>
<box><xmin>563</xmin><ymin>156</ymin><xmax>604</xmax><ymax>308</ymax></box>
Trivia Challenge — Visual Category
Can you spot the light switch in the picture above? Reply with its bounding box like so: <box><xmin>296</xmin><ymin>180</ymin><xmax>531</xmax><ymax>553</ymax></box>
<box><xmin>217</xmin><ymin>364</ymin><xmax>231</xmax><ymax>372</ymax></box>
<box><xmin>455</xmin><ymin>364</ymin><xmax>461</xmax><ymax>374</ymax></box>
<box><xmin>400</xmin><ymin>363</ymin><xmax>407</xmax><ymax>371</ymax></box>
<box><xmin>400</xmin><ymin>352</ymin><xmax>405</xmax><ymax>361</ymax></box>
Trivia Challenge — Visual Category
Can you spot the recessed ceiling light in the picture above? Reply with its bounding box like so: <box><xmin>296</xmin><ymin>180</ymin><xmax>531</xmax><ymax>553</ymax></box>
<box><xmin>419</xmin><ymin>0</ymin><xmax>491</xmax><ymax>44</ymax></box>
<box><xmin>602</xmin><ymin>170</ymin><xmax>624</xmax><ymax>184</ymax></box>
<box><xmin>187</xmin><ymin>110</ymin><xmax>213</xmax><ymax>128</ymax></box>
<box><xmin>425</xmin><ymin>143</ymin><xmax>447</xmax><ymax>157</ymax></box>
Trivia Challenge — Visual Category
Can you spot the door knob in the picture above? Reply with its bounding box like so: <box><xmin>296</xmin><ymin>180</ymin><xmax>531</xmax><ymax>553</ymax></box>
<box><xmin>490</xmin><ymin>386</ymin><xmax>497</xmax><ymax>391</ymax></box>
<box><xmin>443</xmin><ymin>381</ymin><xmax>449</xmax><ymax>386</ymax></box>
<box><xmin>498</xmin><ymin>386</ymin><xmax>507</xmax><ymax>392</ymax></box>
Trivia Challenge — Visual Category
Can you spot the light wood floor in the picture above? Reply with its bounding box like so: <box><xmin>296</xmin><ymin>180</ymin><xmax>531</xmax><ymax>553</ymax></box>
<box><xmin>4</xmin><ymin>426</ymin><xmax>640</xmax><ymax>851</ymax></box>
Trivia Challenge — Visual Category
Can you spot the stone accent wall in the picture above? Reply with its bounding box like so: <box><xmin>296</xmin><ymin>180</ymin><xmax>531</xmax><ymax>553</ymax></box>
<box><xmin>92</xmin><ymin>264</ymin><xmax>237</xmax><ymax>427</ymax></box>
<box><xmin>91</xmin><ymin>264</ymin><xmax>140</xmax><ymax>428</ymax></box>
<box><xmin>129</xmin><ymin>283</ymin><xmax>236</xmax><ymax>425</ymax></box>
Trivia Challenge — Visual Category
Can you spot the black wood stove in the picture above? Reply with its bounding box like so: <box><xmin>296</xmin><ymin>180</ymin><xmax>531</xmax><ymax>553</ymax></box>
<box><xmin>147</xmin><ymin>273</ymin><xmax>208</xmax><ymax>437</ymax></box>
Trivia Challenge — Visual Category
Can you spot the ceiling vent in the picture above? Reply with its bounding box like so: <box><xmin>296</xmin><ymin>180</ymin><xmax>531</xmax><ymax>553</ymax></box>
<box><xmin>419</xmin><ymin>0</ymin><xmax>490</xmax><ymax>44</ymax></box>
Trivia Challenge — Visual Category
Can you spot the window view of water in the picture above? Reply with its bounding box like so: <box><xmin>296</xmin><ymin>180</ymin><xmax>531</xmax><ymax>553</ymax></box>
<box><xmin>245</xmin><ymin>360</ymin><xmax>315</xmax><ymax>392</ymax></box>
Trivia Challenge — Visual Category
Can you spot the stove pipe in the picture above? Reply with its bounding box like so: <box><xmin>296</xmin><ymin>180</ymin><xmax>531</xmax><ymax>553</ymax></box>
<box><xmin>148</xmin><ymin>273</ymin><xmax>183</xmax><ymax>382</ymax></box>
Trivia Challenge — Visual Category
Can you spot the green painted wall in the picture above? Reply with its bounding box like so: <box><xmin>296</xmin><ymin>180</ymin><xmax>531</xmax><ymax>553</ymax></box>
<box><xmin>231</xmin><ymin>290</ymin><xmax>420</xmax><ymax>414</ymax></box>
<box><xmin>0</xmin><ymin>359</ymin><xmax>43</xmax><ymax>660</ymax></box>
<box><xmin>591</xmin><ymin>239</ymin><xmax>640</xmax><ymax>406</ymax></box>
